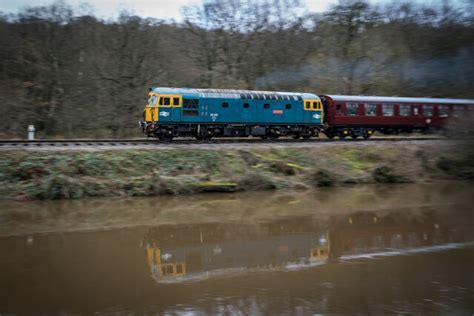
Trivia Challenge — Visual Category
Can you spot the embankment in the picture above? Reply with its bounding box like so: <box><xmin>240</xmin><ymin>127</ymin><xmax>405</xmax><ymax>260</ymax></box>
<box><xmin>1</xmin><ymin>140</ymin><xmax>473</xmax><ymax>200</ymax></box>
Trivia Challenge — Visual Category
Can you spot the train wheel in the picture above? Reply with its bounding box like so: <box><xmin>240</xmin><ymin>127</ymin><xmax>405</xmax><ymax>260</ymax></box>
<box><xmin>351</xmin><ymin>135</ymin><xmax>358</xmax><ymax>140</ymax></box>
<box><xmin>260</xmin><ymin>135</ymin><xmax>268</xmax><ymax>140</ymax></box>
<box><xmin>292</xmin><ymin>133</ymin><xmax>301</xmax><ymax>139</ymax></box>
<box><xmin>325</xmin><ymin>132</ymin><xmax>335</xmax><ymax>139</ymax></box>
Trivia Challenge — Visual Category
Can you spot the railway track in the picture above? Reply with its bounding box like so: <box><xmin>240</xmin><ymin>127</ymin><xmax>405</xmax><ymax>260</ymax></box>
<box><xmin>0</xmin><ymin>136</ymin><xmax>450</xmax><ymax>148</ymax></box>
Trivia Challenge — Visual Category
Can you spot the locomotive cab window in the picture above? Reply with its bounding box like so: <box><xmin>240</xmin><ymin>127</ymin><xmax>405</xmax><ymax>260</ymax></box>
<box><xmin>149</xmin><ymin>95</ymin><xmax>158</xmax><ymax>106</ymax></box>
<box><xmin>305</xmin><ymin>101</ymin><xmax>311</xmax><ymax>110</ymax></box>
<box><xmin>163</xmin><ymin>97</ymin><xmax>170</xmax><ymax>106</ymax></box>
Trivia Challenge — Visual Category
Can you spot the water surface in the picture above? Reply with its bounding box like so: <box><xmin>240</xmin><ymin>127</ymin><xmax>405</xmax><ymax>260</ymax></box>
<box><xmin>0</xmin><ymin>183</ymin><xmax>473</xmax><ymax>314</ymax></box>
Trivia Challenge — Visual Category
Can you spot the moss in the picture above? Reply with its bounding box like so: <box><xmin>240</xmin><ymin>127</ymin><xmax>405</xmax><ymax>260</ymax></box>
<box><xmin>237</xmin><ymin>172</ymin><xmax>276</xmax><ymax>191</ymax></box>
<box><xmin>310</xmin><ymin>169</ymin><xmax>335</xmax><ymax>187</ymax></box>
<box><xmin>372</xmin><ymin>166</ymin><xmax>406</xmax><ymax>183</ymax></box>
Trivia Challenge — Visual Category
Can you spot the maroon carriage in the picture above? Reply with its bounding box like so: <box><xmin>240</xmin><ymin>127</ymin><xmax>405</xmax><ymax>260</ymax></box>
<box><xmin>319</xmin><ymin>95</ymin><xmax>474</xmax><ymax>139</ymax></box>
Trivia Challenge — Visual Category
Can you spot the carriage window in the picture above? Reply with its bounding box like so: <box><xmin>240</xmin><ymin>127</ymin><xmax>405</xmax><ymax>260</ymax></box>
<box><xmin>163</xmin><ymin>97</ymin><xmax>171</xmax><ymax>106</ymax></box>
<box><xmin>364</xmin><ymin>103</ymin><xmax>376</xmax><ymax>116</ymax></box>
<box><xmin>382</xmin><ymin>104</ymin><xmax>394</xmax><ymax>116</ymax></box>
<box><xmin>413</xmin><ymin>106</ymin><xmax>419</xmax><ymax>116</ymax></box>
<box><xmin>222</xmin><ymin>102</ymin><xmax>229</xmax><ymax>108</ymax></box>
<box><xmin>264</xmin><ymin>103</ymin><xmax>270</xmax><ymax>109</ymax></box>
<box><xmin>305</xmin><ymin>101</ymin><xmax>311</xmax><ymax>110</ymax></box>
<box><xmin>453</xmin><ymin>106</ymin><xmax>465</xmax><ymax>117</ymax></box>
<box><xmin>243</xmin><ymin>103</ymin><xmax>250</xmax><ymax>108</ymax></box>
<box><xmin>439</xmin><ymin>105</ymin><xmax>449</xmax><ymax>117</ymax></box>
<box><xmin>286</xmin><ymin>104</ymin><xmax>292</xmax><ymax>109</ymax></box>
<box><xmin>336</xmin><ymin>104</ymin><xmax>343</xmax><ymax>114</ymax></box>
<box><xmin>423</xmin><ymin>105</ymin><xmax>433</xmax><ymax>117</ymax></box>
<box><xmin>399</xmin><ymin>105</ymin><xmax>410</xmax><ymax>116</ymax></box>
<box><xmin>346</xmin><ymin>102</ymin><xmax>359</xmax><ymax>116</ymax></box>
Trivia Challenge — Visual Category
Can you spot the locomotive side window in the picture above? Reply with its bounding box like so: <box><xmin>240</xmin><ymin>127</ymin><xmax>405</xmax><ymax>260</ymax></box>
<box><xmin>399</xmin><ymin>105</ymin><xmax>410</xmax><ymax>116</ymax></box>
<box><xmin>346</xmin><ymin>102</ymin><xmax>359</xmax><ymax>116</ymax></box>
<box><xmin>286</xmin><ymin>104</ymin><xmax>292</xmax><ymax>109</ymax></box>
<box><xmin>382</xmin><ymin>104</ymin><xmax>394</xmax><ymax>116</ymax></box>
<box><xmin>222</xmin><ymin>102</ymin><xmax>229</xmax><ymax>108</ymax></box>
<box><xmin>423</xmin><ymin>105</ymin><xmax>433</xmax><ymax>117</ymax></box>
<box><xmin>364</xmin><ymin>103</ymin><xmax>376</xmax><ymax>116</ymax></box>
<box><xmin>439</xmin><ymin>105</ymin><xmax>449</xmax><ymax>117</ymax></box>
<box><xmin>183</xmin><ymin>98</ymin><xmax>199</xmax><ymax>116</ymax></box>
<box><xmin>172</xmin><ymin>97</ymin><xmax>180</xmax><ymax>106</ymax></box>
<box><xmin>243</xmin><ymin>103</ymin><xmax>250</xmax><ymax>108</ymax></box>
<box><xmin>264</xmin><ymin>103</ymin><xmax>270</xmax><ymax>109</ymax></box>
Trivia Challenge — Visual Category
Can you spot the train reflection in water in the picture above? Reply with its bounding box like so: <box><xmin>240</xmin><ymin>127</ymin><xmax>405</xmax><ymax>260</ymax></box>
<box><xmin>143</xmin><ymin>209</ymin><xmax>471</xmax><ymax>283</ymax></box>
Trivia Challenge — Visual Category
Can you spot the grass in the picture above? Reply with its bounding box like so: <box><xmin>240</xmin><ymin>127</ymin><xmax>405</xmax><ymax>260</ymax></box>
<box><xmin>1</xmin><ymin>141</ymin><xmax>473</xmax><ymax>200</ymax></box>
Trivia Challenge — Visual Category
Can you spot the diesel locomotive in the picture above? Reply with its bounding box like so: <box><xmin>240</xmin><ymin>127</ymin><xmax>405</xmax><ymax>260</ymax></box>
<box><xmin>140</xmin><ymin>87</ymin><xmax>323</xmax><ymax>140</ymax></box>
<box><xmin>140</xmin><ymin>87</ymin><xmax>474</xmax><ymax>140</ymax></box>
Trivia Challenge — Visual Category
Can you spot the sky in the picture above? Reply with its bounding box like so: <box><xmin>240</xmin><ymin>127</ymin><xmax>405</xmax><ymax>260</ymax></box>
<box><xmin>0</xmin><ymin>0</ymin><xmax>340</xmax><ymax>20</ymax></box>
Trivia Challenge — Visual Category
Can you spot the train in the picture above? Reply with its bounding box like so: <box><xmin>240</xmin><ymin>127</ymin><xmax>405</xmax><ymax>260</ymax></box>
<box><xmin>139</xmin><ymin>87</ymin><xmax>474</xmax><ymax>140</ymax></box>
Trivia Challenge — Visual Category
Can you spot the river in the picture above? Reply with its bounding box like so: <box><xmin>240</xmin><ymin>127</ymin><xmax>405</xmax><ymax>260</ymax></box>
<box><xmin>0</xmin><ymin>182</ymin><xmax>473</xmax><ymax>314</ymax></box>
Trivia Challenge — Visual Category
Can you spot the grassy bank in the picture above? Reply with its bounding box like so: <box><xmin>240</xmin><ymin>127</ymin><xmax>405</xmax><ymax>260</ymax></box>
<box><xmin>1</xmin><ymin>142</ymin><xmax>473</xmax><ymax>200</ymax></box>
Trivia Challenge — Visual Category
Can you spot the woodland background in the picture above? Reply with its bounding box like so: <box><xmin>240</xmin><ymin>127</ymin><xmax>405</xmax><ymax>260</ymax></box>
<box><xmin>0</xmin><ymin>0</ymin><xmax>473</xmax><ymax>138</ymax></box>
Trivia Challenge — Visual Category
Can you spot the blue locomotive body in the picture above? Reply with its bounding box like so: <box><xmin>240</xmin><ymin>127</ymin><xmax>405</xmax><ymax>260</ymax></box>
<box><xmin>141</xmin><ymin>87</ymin><xmax>324</xmax><ymax>140</ymax></box>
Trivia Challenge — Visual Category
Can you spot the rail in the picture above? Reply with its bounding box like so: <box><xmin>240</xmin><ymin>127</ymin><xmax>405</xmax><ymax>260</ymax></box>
<box><xmin>0</xmin><ymin>136</ymin><xmax>449</xmax><ymax>147</ymax></box>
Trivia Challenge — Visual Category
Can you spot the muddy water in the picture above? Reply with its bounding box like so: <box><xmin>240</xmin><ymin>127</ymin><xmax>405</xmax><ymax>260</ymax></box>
<box><xmin>0</xmin><ymin>182</ymin><xmax>473</xmax><ymax>315</ymax></box>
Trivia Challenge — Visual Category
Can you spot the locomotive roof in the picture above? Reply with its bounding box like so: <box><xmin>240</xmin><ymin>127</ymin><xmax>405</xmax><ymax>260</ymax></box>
<box><xmin>322</xmin><ymin>95</ymin><xmax>474</xmax><ymax>105</ymax></box>
<box><xmin>150</xmin><ymin>87</ymin><xmax>319</xmax><ymax>100</ymax></box>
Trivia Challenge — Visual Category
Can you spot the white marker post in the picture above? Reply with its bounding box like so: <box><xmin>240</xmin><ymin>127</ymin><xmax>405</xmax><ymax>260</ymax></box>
<box><xmin>27</xmin><ymin>125</ymin><xmax>35</xmax><ymax>140</ymax></box>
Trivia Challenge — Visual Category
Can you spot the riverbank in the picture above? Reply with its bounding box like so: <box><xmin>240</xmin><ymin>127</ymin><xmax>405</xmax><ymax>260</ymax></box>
<box><xmin>1</xmin><ymin>140</ymin><xmax>473</xmax><ymax>200</ymax></box>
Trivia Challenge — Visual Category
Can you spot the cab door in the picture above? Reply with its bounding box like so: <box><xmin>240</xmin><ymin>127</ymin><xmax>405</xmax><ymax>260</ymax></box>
<box><xmin>311</xmin><ymin>100</ymin><xmax>323</xmax><ymax>124</ymax></box>
<box><xmin>170</xmin><ymin>95</ymin><xmax>182</xmax><ymax>122</ymax></box>
<box><xmin>303</xmin><ymin>99</ymin><xmax>313</xmax><ymax>123</ymax></box>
